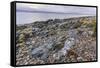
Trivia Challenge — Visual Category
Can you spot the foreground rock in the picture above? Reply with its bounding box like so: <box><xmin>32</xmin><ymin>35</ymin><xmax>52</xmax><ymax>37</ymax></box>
<box><xmin>16</xmin><ymin>16</ymin><xmax>96</xmax><ymax>65</ymax></box>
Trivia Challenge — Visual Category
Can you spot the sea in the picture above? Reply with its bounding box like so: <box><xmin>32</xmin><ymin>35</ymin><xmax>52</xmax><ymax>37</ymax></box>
<box><xmin>16</xmin><ymin>12</ymin><xmax>95</xmax><ymax>25</ymax></box>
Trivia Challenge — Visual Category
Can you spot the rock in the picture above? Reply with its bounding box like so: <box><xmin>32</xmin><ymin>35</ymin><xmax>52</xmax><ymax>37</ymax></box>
<box><xmin>38</xmin><ymin>30</ymin><xmax>49</xmax><ymax>37</ymax></box>
<box><xmin>60</xmin><ymin>38</ymin><xmax>75</xmax><ymax>55</ymax></box>
<box><xmin>82</xmin><ymin>31</ymin><xmax>88</xmax><ymax>37</ymax></box>
<box><xmin>32</xmin><ymin>40</ymin><xmax>35</xmax><ymax>44</ymax></box>
<box><xmin>31</xmin><ymin>37</ymin><xmax>56</xmax><ymax>60</ymax></box>
<box><xmin>32</xmin><ymin>28</ymin><xmax>41</xmax><ymax>35</ymax></box>
<box><xmin>88</xmin><ymin>31</ymin><xmax>94</xmax><ymax>35</ymax></box>
<box><xmin>16</xmin><ymin>16</ymin><xmax>96</xmax><ymax>64</ymax></box>
<box><xmin>32</xmin><ymin>46</ymin><xmax>49</xmax><ymax>60</ymax></box>
<box><xmin>32</xmin><ymin>28</ymin><xmax>40</xmax><ymax>32</ymax></box>
<box><xmin>77</xmin><ymin>57</ymin><xmax>83</xmax><ymax>61</ymax></box>
<box><xmin>67</xmin><ymin>30</ymin><xmax>78</xmax><ymax>38</ymax></box>
<box><xmin>52</xmin><ymin>29</ymin><xmax>77</xmax><ymax>60</ymax></box>
<box><xmin>16</xmin><ymin>32</ymin><xmax>20</xmax><ymax>39</ymax></box>
<box><xmin>53</xmin><ymin>37</ymin><xmax>75</xmax><ymax>61</ymax></box>
<box><xmin>26</xmin><ymin>41</ymin><xmax>31</xmax><ymax>45</ymax></box>
<box><xmin>53</xmin><ymin>53</ymin><xmax>60</xmax><ymax>60</ymax></box>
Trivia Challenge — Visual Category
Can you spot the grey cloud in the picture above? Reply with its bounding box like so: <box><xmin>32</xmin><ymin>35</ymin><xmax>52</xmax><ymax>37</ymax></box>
<box><xmin>16</xmin><ymin>3</ymin><xmax>96</xmax><ymax>15</ymax></box>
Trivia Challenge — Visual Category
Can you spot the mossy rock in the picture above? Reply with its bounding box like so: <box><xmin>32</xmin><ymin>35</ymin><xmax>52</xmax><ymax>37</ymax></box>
<box><xmin>18</xmin><ymin>33</ymin><xmax>25</xmax><ymax>43</ymax></box>
<box><xmin>19</xmin><ymin>42</ymin><xmax>25</xmax><ymax>47</ymax></box>
<box><xmin>21</xmin><ymin>27</ymin><xmax>33</xmax><ymax>38</ymax></box>
<box><xmin>92</xmin><ymin>19</ymin><xmax>96</xmax><ymax>37</ymax></box>
<box><xmin>81</xmin><ymin>18</ymin><xmax>96</xmax><ymax>37</ymax></box>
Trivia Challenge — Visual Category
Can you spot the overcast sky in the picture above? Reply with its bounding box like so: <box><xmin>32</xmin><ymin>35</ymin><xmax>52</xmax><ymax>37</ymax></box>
<box><xmin>16</xmin><ymin>3</ymin><xmax>96</xmax><ymax>25</ymax></box>
<box><xmin>16</xmin><ymin>3</ymin><xmax>96</xmax><ymax>15</ymax></box>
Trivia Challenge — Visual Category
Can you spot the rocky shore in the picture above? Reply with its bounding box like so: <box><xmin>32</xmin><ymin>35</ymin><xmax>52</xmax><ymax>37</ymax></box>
<box><xmin>16</xmin><ymin>16</ymin><xmax>96</xmax><ymax>65</ymax></box>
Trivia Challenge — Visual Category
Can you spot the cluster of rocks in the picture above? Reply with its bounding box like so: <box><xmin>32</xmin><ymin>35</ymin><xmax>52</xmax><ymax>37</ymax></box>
<box><xmin>16</xmin><ymin>16</ymin><xmax>96</xmax><ymax>65</ymax></box>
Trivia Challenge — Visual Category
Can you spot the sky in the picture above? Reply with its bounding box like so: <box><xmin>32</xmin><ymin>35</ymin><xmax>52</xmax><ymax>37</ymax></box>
<box><xmin>16</xmin><ymin>3</ymin><xmax>96</xmax><ymax>15</ymax></box>
<box><xmin>16</xmin><ymin>3</ymin><xmax>96</xmax><ymax>25</ymax></box>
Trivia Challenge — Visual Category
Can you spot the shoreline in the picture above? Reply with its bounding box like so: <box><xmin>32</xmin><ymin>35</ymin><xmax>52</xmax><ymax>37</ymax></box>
<box><xmin>17</xmin><ymin>15</ymin><xmax>96</xmax><ymax>26</ymax></box>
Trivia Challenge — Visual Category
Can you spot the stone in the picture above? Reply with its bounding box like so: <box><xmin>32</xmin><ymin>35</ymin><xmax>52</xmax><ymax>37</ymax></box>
<box><xmin>88</xmin><ymin>31</ymin><xmax>94</xmax><ymax>35</ymax></box>
<box><xmin>77</xmin><ymin>57</ymin><xmax>83</xmax><ymax>61</ymax></box>
<box><xmin>16</xmin><ymin>16</ymin><xmax>96</xmax><ymax>64</ymax></box>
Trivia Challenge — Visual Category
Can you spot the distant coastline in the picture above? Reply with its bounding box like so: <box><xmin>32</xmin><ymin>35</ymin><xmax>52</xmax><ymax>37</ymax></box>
<box><xmin>17</xmin><ymin>16</ymin><xmax>96</xmax><ymax>26</ymax></box>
